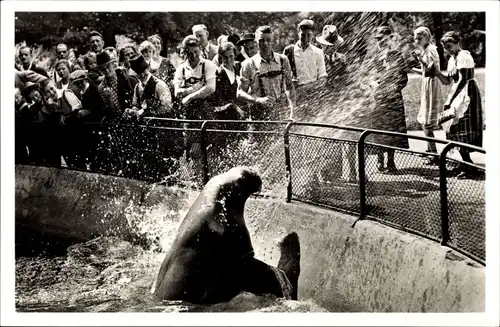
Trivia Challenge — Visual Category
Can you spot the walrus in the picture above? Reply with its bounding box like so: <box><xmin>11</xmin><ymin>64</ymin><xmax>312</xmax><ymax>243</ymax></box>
<box><xmin>151</xmin><ymin>166</ymin><xmax>301</xmax><ymax>304</ymax></box>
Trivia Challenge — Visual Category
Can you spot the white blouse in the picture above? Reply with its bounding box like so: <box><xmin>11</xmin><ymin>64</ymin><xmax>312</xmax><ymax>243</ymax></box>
<box><xmin>222</xmin><ymin>65</ymin><xmax>236</xmax><ymax>84</ymax></box>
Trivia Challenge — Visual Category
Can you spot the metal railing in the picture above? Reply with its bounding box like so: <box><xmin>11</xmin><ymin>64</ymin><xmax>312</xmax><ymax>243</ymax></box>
<box><xmin>17</xmin><ymin>118</ymin><xmax>486</xmax><ymax>265</ymax></box>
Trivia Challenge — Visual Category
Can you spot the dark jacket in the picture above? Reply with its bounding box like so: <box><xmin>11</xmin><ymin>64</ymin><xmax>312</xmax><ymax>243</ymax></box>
<box><xmin>98</xmin><ymin>69</ymin><xmax>138</xmax><ymax>119</ymax></box>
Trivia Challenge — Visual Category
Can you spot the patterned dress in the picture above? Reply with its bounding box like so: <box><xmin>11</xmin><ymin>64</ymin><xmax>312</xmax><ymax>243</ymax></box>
<box><xmin>417</xmin><ymin>44</ymin><xmax>443</xmax><ymax>128</ymax></box>
<box><xmin>443</xmin><ymin>50</ymin><xmax>483</xmax><ymax>147</ymax></box>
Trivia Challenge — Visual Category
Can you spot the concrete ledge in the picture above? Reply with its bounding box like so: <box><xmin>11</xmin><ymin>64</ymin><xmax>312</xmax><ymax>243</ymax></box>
<box><xmin>15</xmin><ymin>165</ymin><xmax>484</xmax><ymax>312</ymax></box>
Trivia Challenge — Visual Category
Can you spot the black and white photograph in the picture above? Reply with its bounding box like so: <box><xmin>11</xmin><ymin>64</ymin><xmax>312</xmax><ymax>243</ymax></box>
<box><xmin>1</xmin><ymin>0</ymin><xmax>499</xmax><ymax>326</ymax></box>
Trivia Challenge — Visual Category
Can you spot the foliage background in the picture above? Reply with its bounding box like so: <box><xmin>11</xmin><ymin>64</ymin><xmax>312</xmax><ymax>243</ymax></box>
<box><xmin>15</xmin><ymin>11</ymin><xmax>485</xmax><ymax>67</ymax></box>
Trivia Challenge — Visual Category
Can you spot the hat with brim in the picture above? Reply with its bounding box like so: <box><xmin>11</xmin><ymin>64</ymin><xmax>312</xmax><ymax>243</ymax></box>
<box><xmin>21</xmin><ymin>81</ymin><xmax>41</xmax><ymax>98</ymax></box>
<box><xmin>129</xmin><ymin>54</ymin><xmax>149</xmax><ymax>75</ymax></box>
<box><xmin>236</xmin><ymin>33</ymin><xmax>255</xmax><ymax>46</ymax></box>
<box><xmin>96</xmin><ymin>51</ymin><xmax>117</xmax><ymax>68</ymax></box>
<box><xmin>373</xmin><ymin>26</ymin><xmax>393</xmax><ymax>40</ymax></box>
<box><xmin>227</xmin><ymin>33</ymin><xmax>241</xmax><ymax>46</ymax></box>
<box><xmin>316</xmin><ymin>25</ymin><xmax>344</xmax><ymax>46</ymax></box>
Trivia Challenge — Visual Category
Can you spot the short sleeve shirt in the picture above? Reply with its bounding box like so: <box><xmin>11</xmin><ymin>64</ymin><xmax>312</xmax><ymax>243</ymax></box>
<box><xmin>447</xmin><ymin>50</ymin><xmax>475</xmax><ymax>77</ymax></box>
<box><xmin>240</xmin><ymin>52</ymin><xmax>292</xmax><ymax>101</ymax></box>
<box><xmin>421</xmin><ymin>44</ymin><xmax>440</xmax><ymax>71</ymax></box>
<box><xmin>173</xmin><ymin>58</ymin><xmax>216</xmax><ymax>89</ymax></box>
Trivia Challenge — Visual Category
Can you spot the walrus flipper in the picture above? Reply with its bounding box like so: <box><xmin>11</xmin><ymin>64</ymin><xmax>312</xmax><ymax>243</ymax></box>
<box><xmin>277</xmin><ymin>232</ymin><xmax>301</xmax><ymax>300</ymax></box>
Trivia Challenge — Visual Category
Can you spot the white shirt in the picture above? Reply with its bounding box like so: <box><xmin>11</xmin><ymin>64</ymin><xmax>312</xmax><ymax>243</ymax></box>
<box><xmin>60</xmin><ymin>82</ymin><xmax>69</xmax><ymax>91</ymax></box>
<box><xmin>293</xmin><ymin>42</ymin><xmax>327</xmax><ymax>85</ymax></box>
<box><xmin>173</xmin><ymin>58</ymin><xmax>216</xmax><ymax>89</ymax></box>
<box><xmin>222</xmin><ymin>65</ymin><xmax>236</xmax><ymax>84</ymax></box>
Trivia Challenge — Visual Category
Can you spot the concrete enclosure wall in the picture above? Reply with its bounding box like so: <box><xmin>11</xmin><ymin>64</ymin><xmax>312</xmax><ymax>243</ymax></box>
<box><xmin>15</xmin><ymin>165</ymin><xmax>485</xmax><ymax>312</ymax></box>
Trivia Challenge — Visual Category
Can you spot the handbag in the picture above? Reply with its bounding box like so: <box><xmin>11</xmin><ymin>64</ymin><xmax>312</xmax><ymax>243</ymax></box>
<box><xmin>438</xmin><ymin>107</ymin><xmax>456</xmax><ymax>125</ymax></box>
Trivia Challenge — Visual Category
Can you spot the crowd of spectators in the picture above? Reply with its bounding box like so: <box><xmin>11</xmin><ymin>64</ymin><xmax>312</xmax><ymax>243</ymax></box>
<box><xmin>14</xmin><ymin>19</ymin><xmax>484</xmax><ymax>181</ymax></box>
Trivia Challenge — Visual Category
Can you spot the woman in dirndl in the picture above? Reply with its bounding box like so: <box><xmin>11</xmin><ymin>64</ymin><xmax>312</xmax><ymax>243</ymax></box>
<box><xmin>432</xmin><ymin>31</ymin><xmax>483</xmax><ymax>179</ymax></box>
<box><xmin>412</xmin><ymin>26</ymin><xmax>443</xmax><ymax>165</ymax></box>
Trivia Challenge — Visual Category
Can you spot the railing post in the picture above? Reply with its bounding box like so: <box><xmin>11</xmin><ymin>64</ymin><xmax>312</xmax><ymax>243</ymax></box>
<box><xmin>284</xmin><ymin>122</ymin><xmax>294</xmax><ymax>203</ymax></box>
<box><xmin>439</xmin><ymin>142</ymin><xmax>454</xmax><ymax>245</ymax></box>
<box><xmin>200</xmin><ymin>121</ymin><xmax>209</xmax><ymax>185</ymax></box>
<box><xmin>357</xmin><ymin>131</ymin><xmax>370</xmax><ymax>221</ymax></box>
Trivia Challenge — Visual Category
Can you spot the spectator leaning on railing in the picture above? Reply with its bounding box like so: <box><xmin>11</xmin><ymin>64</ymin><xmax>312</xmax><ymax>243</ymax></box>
<box><xmin>173</xmin><ymin>35</ymin><xmax>217</xmax><ymax>162</ymax></box>
<box><xmin>128</xmin><ymin>54</ymin><xmax>173</xmax><ymax>119</ymax></box>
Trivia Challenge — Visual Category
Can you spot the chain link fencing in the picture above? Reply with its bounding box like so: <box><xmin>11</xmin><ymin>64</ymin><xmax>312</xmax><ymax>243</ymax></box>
<box><xmin>18</xmin><ymin>119</ymin><xmax>486</xmax><ymax>264</ymax></box>
<box><xmin>204</xmin><ymin>121</ymin><xmax>288</xmax><ymax>198</ymax></box>
<box><xmin>441</xmin><ymin>145</ymin><xmax>486</xmax><ymax>262</ymax></box>
<box><xmin>362</xmin><ymin>144</ymin><xmax>443</xmax><ymax>242</ymax></box>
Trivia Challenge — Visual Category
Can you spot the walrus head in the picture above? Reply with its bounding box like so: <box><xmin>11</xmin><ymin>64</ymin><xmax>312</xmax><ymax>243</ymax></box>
<box><xmin>208</xmin><ymin>166</ymin><xmax>262</xmax><ymax>203</ymax></box>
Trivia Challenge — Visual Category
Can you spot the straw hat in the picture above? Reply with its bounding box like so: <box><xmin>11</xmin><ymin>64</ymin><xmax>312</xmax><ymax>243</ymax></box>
<box><xmin>316</xmin><ymin>25</ymin><xmax>344</xmax><ymax>46</ymax></box>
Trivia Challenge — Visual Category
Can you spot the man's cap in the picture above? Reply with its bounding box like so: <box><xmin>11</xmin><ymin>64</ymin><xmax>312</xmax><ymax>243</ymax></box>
<box><xmin>182</xmin><ymin>35</ymin><xmax>200</xmax><ymax>48</ymax></box>
<box><xmin>89</xmin><ymin>30</ymin><xmax>103</xmax><ymax>39</ymax></box>
<box><xmin>129</xmin><ymin>54</ymin><xmax>149</xmax><ymax>75</ymax></box>
<box><xmin>236</xmin><ymin>33</ymin><xmax>255</xmax><ymax>46</ymax></box>
<box><xmin>298</xmin><ymin>19</ymin><xmax>314</xmax><ymax>30</ymax></box>
<box><xmin>373</xmin><ymin>26</ymin><xmax>393</xmax><ymax>39</ymax></box>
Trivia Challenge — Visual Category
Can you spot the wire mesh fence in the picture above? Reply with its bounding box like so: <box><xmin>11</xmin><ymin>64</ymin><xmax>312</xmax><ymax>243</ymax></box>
<box><xmin>17</xmin><ymin>119</ymin><xmax>486</xmax><ymax>264</ymax></box>
<box><xmin>442</xmin><ymin>150</ymin><xmax>486</xmax><ymax>262</ymax></box>
<box><xmin>204</xmin><ymin>123</ymin><xmax>288</xmax><ymax>198</ymax></box>
<box><xmin>289</xmin><ymin>134</ymin><xmax>360</xmax><ymax>213</ymax></box>
<box><xmin>363</xmin><ymin>144</ymin><xmax>443</xmax><ymax>241</ymax></box>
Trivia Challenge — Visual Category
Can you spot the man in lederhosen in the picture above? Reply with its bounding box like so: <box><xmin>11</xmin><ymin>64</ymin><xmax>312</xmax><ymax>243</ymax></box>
<box><xmin>173</xmin><ymin>35</ymin><xmax>217</xmax><ymax>164</ymax></box>
<box><xmin>239</xmin><ymin>26</ymin><xmax>296</xmax><ymax>126</ymax></box>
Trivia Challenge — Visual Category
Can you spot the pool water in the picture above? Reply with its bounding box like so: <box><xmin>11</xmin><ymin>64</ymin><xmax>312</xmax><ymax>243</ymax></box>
<box><xmin>15</xmin><ymin>229</ymin><xmax>327</xmax><ymax>313</ymax></box>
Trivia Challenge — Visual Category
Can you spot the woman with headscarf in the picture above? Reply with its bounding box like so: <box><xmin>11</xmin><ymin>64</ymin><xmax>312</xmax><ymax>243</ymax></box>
<box><xmin>431</xmin><ymin>31</ymin><xmax>483</xmax><ymax>179</ymax></box>
<box><xmin>146</xmin><ymin>35</ymin><xmax>176</xmax><ymax>86</ymax></box>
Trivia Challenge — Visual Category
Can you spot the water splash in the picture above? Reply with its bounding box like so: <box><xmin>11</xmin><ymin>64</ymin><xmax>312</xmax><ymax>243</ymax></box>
<box><xmin>16</xmin><ymin>236</ymin><xmax>327</xmax><ymax>312</ymax></box>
